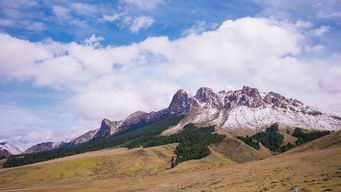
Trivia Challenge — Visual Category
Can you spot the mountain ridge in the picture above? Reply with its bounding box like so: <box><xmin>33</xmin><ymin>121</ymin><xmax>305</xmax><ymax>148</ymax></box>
<box><xmin>22</xmin><ymin>86</ymin><xmax>341</xmax><ymax>154</ymax></box>
<box><xmin>0</xmin><ymin>142</ymin><xmax>22</xmax><ymax>158</ymax></box>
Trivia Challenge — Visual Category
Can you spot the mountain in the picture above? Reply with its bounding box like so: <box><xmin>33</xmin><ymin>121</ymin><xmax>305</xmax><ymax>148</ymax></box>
<box><xmin>0</xmin><ymin>142</ymin><xmax>21</xmax><ymax>158</ymax></box>
<box><xmin>162</xmin><ymin>86</ymin><xmax>341</xmax><ymax>135</ymax></box>
<box><xmin>24</xmin><ymin>86</ymin><xmax>341</xmax><ymax>154</ymax></box>
<box><xmin>24</xmin><ymin>142</ymin><xmax>64</xmax><ymax>154</ymax></box>
<box><xmin>70</xmin><ymin>129</ymin><xmax>98</xmax><ymax>144</ymax></box>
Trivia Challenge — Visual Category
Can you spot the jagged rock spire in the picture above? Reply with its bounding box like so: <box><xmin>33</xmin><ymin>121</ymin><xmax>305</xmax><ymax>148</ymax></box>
<box><xmin>168</xmin><ymin>89</ymin><xmax>199</xmax><ymax>114</ymax></box>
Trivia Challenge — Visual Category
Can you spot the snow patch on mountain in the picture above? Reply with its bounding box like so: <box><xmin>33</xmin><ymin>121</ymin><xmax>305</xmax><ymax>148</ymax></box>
<box><xmin>0</xmin><ymin>142</ymin><xmax>21</xmax><ymax>155</ymax></box>
<box><xmin>162</xmin><ymin>86</ymin><xmax>341</xmax><ymax>133</ymax></box>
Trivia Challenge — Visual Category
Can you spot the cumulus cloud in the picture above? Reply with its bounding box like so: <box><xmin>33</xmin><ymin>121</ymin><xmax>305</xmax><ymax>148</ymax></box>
<box><xmin>0</xmin><ymin>17</ymin><xmax>340</xmax><ymax>135</ymax></box>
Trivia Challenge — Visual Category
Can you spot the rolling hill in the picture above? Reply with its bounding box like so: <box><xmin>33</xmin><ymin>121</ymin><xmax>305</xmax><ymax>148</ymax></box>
<box><xmin>0</xmin><ymin>130</ymin><xmax>340</xmax><ymax>192</ymax></box>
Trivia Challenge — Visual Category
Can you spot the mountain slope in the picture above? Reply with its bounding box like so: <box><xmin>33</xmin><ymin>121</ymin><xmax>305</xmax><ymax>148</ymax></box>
<box><xmin>0</xmin><ymin>144</ymin><xmax>233</xmax><ymax>189</ymax></box>
<box><xmin>286</xmin><ymin>130</ymin><xmax>341</xmax><ymax>154</ymax></box>
<box><xmin>24</xmin><ymin>142</ymin><xmax>64</xmax><ymax>154</ymax></box>
<box><xmin>0</xmin><ymin>142</ymin><xmax>21</xmax><ymax>158</ymax></box>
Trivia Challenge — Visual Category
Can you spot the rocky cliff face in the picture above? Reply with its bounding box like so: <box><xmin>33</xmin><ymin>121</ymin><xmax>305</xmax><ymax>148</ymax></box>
<box><xmin>93</xmin><ymin>119</ymin><xmax>122</xmax><ymax>138</ymax></box>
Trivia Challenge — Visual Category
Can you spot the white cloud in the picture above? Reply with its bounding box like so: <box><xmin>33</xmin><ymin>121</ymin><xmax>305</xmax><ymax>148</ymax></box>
<box><xmin>52</xmin><ymin>5</ymin><xmax>88</xmax><ymax>27</ymax></box>
<box><xmin>121</xmin><ymin>0</ymin><xmax>163</xmax><ymax>10</ymax></box>
<box><xmin>319</xmin><ymin>11</ymin><xmax>341</xmax><ymax>18</ymax></box>
<box><xmin>128</xmin><ymin>16</ymin><xmax>155</xmax><ymax>32</ymax></box>
<box><xmin>25</xmin><ymin>21</ymin><xmax>45</xmax><ymax>32</ymax></box>
<box><xmin>317</xmin><ymin>54</ymin><xmax>341</xmax><ymax>94</ymax></box>
<box><xmin>182</xmin><ymin>21</ymin><xmax>218</xmax><ymax>36</ymax></box>
<box><xmin>70</xmin><ymin>3</ymin><xmax>96</xmax><ymax>16</ymax></box>
<box><xmin>1</xmin><ymin>17</ymin><xmax>340</xmax><ymax>148</ymax></box>
<box><xmin>309</xmin><ymin>25</ymin><xmax>330</xmax><ymax>36</ymax></box>
<box><xmin>295</xmin><ymin>20</ymin><xmax>313</xmax><ymax>29</ymax></box>
<box><xmin>0</xmin><ymin>103</ymin><xmax>101</xmax><ymax>149</ymax></box>
<box><xmin>102</xmin><ymin>13</ymin><xmax>155</xmax><ymax>33</ymax></box>
<box><xmin>102</xmin><ymin>14</ymin><xmax>121</xmax><ymax>22</ymax></box>
<box><xmin>69</xmin><ymin>76</ymin><xmax>178</xmax><ymax>120</ymax></box>
<box><xmin>0</xmin><ymin>104</ymin><xmax>57</xmax><ymax>149</ymax></box>
<box><xmin>52</xmin><ymin>5</ymin><xmax>70</xmax><ymax>19</ymax></box>
<box><xmin>83</xmin><ymin>34</ymin><xmax>104</xmax><ymax>47</ymax></box>
<box><xmin>253</xmin><ymin>0</ymin><xmax>341</xmax><ymax>24</ymax></box>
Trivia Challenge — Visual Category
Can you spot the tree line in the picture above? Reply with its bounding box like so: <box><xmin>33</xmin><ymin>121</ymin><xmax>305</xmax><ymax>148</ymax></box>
<box><xmin>3</xmin><ymin>115</ymin><xmax>226</xmax><ymax>168</ymax></box>
<box><xmin>3</xmin><ymin>114</ymin><xmax>186</xmax><ymax>168</ymax></box>
<box><xmin>237</xmin><ymin>124</ymin><xmax>330</xmax><ymax>153</ymax></box>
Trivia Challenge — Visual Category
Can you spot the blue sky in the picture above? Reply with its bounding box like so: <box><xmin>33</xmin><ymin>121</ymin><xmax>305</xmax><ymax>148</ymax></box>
<box><xmin>0</xmin><ymin>0</ymin><xmax>340</xmax><ymax>149</ymax></box>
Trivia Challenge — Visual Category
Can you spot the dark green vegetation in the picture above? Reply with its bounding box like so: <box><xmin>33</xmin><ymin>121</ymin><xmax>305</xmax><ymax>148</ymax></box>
<box><xmin>3</xmin><ymin>114</ymin><xmax>186</xmax><ymax>168</ymax></box>
<box><xmin>169</xmin><ymin>124</ymin><xmax>225</xmax><ymax>167</ymax></box>
<box><xmin>236</xmin><ymin>135</ymin><xmax>260</xmax><ymax>150</ymax></box>
<box><xmin>4</xmin><ymin>115</ymin><xmax>225</xmax><ymax>168</ymax></box>
<box><xmin>237</xmin><ymin>124</ymin><xmax>331</xmax><ymax>153</ymax></box>
<box><xmin>293</xmin><ymin>128</ymin><xmax>330</xmax><ymax>146</ymax></box>
<box><xmin>123</xmin><ymin>123</ymin><xmax>225</xmax><ymax>167</ymax></box>
<box><xmin>237</xmin><ymin>124</ymin><xmax>284</xmax><ymax>152</ymax></box>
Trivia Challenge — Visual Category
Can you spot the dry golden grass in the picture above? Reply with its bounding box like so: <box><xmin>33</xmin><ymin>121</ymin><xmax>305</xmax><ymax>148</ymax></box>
<box><xmin>0</xmin><ymin>131</ymin><xmax>340</xmax><ymax>192</ymax></box>
<box><xmin>213</xmin><ymin>128</ymin><xmax>272</xmax><ymax>163</ymax></box>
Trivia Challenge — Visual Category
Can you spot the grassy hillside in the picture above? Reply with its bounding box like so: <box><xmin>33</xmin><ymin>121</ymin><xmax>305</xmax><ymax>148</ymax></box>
<box><xmin>212</xmin><ymin>127</ymin><xmax>272</xmax><ymax>163</ymax></box>
<box><xmin>286</xmin><ymin>130</ymin><xmax>341</xmax><ymax>154</ymax></box>
<box><xmin>0</xmin><ymin>131</ymin><xmax>340</xmax><ymax>192</ymax></box>
<box><xmin>0</xmin><ymin>144</ymin><xmax>176</xmax><ymax>189</ymax></box>
<box><xmin>3</xmin><ymin>114</ymin><xmax>187</xmax><ymax>168</ymax></box>
<box><xmin>0</xmin><ymin>144</ymin><xmax>235</xmax><ymax>191</ymax></box>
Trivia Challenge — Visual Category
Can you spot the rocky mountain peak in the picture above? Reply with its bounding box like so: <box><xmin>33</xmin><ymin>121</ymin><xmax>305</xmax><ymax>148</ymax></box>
<box><xmin>195</xmin><ymin>87</ymin><xmax>222</xmax><ymax>107</ymax></box>
<box><xmin>168</xmin><ymin>89</ymin><xmax>199</xmax><ymax>114</ymax></box>
<box><xmin>126</xmin><ymin>111</ymin><xmax>147</xmax><ymax>120</ymax></box>
<box><xmin>263</xmin><ymin>91</ymin><xmax>289</xmax><ymax>109</ymax></box>
<box><xmin>241</xmin><ymin>86</ymin><xmax>261</xmax><ymax>98</ymax></box>
<box><xmin>94</xmin><ymin>119</ymin><xmax>121</xmax><ymax>138</ymax></box>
